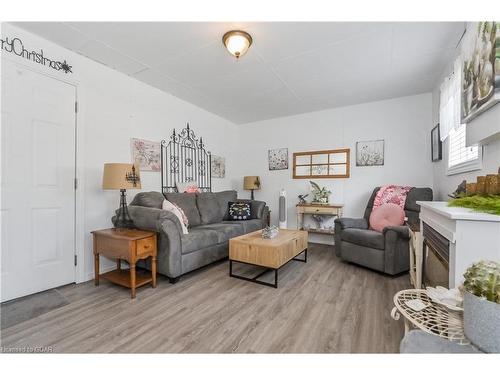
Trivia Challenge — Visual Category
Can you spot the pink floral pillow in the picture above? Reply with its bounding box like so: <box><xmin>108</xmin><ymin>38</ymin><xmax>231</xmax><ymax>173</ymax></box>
<box><xmin>176</xmin><ymin>181</ymin><xmax>200</xmax><ymax>193</ymax></box>
<box><xmin>369</xmin><ymin>203</ymin><xmax>405</xmax><ymax>233</ymax></box>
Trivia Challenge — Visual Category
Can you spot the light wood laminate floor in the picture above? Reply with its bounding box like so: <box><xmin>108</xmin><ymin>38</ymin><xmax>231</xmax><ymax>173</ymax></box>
<box><xmin>0</xmin><ymin>244</ymin><xmax>409</xmax><ymax>353</ymax></box>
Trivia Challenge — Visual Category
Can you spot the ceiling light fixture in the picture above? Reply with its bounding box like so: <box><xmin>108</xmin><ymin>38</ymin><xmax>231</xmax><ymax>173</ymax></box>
<box><xmin>222</xmin><ymin>30</ymin><xmax>252</xmax><ymax>60</ymax></box>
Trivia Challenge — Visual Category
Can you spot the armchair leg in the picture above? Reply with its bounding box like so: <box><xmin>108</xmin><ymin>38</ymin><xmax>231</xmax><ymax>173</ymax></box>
<box><xmin>168</xmin><ymin>276</ymin><xmax>180</xmax><ymax>284</ymax></box>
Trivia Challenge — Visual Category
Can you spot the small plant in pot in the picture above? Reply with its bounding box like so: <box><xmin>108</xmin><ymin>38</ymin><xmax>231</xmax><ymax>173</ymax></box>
<box><xmin>462</xmin><ymin>260</ymin><xmax>500</xmax><ymax>353</ymax></box>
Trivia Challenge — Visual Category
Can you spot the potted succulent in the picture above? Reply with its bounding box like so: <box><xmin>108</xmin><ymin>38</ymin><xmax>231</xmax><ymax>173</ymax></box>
<box><xmin>462</xmin><ymin>260</ymin><xmax>500</xmax><ymax>352</ymax></box>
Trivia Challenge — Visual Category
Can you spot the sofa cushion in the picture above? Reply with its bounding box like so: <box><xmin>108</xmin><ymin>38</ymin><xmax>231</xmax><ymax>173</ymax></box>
<box><xmin>216</xmin><ymin>190</ymin><xmax>238</xmax><ymax>221</ymax></box>
<box><xmin>130</xmin><ymin>191</ymin><xmax>165</xmax><ymax>209</ymax></box>
<box><xmin>341</xmin><ymin>228</ymin><xmax>385</xmax><ymax>250</ymax></box>
<box><xmin>165</xmin><ymin>192</ymin><xmax>201</xmax><ymax>227</ymax></box>
<box><xmin>241</xmin><ymin>219</ymin><xmax>262</xmax><ymax>233</ymax></box>
<box><xmin>181</xmin><ymin>227</ymin><xmax>219</xmax><ymax>254</ymax></box>
<box><xmin>197</xmin><ymin>223</ymin><xmax>244</xmax><ymax>243</ymax></box>
<box><xmin>196</xmin><ymin>192</ymin><xmax>220</xmax><ymax>224</ymax></box>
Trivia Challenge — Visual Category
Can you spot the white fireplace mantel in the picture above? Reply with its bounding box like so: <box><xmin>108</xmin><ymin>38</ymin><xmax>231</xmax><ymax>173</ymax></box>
<box><xmin>417</xmin><ymin>201</ymin><xmax>500</xmax><ymax>288</ymax></box>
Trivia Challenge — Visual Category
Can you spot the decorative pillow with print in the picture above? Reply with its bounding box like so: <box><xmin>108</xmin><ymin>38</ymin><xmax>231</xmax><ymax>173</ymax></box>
<box><xmin>228</xmin><ymin>202</ymin><xmax>251</xmax><ymax>221</ymax></box>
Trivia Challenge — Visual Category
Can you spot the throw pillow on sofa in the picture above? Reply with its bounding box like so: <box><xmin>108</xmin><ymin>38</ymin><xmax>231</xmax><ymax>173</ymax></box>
<box><xmin>369</xmin><ymin>203</ymin><xmax>405</xmax><ymax>232</ymax></box>
<box><xmin>228</xmin><ymin>202</ymin><xmax>251</xmax><ymax>220</ymax></box>
<box><xmin>162</xmin><ymin>199</ymin><xmax>189</xmax><ymax>234</ymax></box>
<box><xmin>176</xmin><ymin>181</ymin><xmax>200</xmax><ymax>193</ymax></box>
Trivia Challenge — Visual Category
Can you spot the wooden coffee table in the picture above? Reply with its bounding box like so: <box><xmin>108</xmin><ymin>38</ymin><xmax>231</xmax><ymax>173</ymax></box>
<box><xmin>229</xmin><ymin>229</ymin><xmax>308</xmax><ymax>288</ymax></box>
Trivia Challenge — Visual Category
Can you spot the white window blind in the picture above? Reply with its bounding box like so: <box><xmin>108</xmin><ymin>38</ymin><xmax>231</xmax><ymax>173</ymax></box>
<box><xmin>448</xmin><ymin>123</ymin><xmax>480</xmax><ymax>171</ymax></box>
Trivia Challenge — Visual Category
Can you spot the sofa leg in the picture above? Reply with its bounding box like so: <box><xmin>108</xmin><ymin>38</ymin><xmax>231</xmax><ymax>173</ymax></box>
<box><xmin>168</xmin><ymin>276</ymin><xmax>180</xmax><ymax>284</ymax></box>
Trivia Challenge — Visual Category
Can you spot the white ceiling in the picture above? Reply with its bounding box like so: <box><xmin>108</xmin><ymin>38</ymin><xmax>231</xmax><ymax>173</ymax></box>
<box><xmin>14</xmin><ymin>22</ymin><xmax>465</xmax><ymax>124</ymax></box>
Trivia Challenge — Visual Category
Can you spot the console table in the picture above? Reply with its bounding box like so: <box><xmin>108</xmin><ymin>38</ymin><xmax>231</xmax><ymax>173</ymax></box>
<box><xmin>296</xmin><ymin>203</ymin><xmax>343</xmax><ymax>235</ymax></box>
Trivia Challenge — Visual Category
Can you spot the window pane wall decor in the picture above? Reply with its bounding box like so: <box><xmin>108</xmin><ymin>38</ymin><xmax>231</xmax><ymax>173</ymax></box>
<box><xmin>293</xmin><ymin>149</ymin><xmax>350</xmax><ymax>179</ymax></box>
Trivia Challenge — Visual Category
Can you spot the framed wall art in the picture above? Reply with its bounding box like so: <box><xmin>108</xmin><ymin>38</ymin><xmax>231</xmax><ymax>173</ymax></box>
<box><xmin>356</xmin><ymin>140</ymin><xmax>384</xmax><ymax>167</ymax></box>
<box><xmin>292</xmin><ymin>149</ymin><xmax>350</xmax><ymax>179</ymax></box>
<box><xmin>461</xmin><ymin>22</ymin><xmax>500</xmax><ymax>123</ymax></box>
<box><xmin>268</xmin><ymin>148</ymin><xmax>288</xmax><ymax>170</ymax></box>
<box><xmin>211</xmin><ymin>155</ymin><xmax>226</xmax><ymax>178</ymax></box>
<box><xmin>130</xmin><ymin>138</ymin><xmax>161</xmax><ymax>172</ymax></box>
<box><xmin>431</xmin><ymin>124</ymin><xmax>442</xmax><ymax>162</ymax></box>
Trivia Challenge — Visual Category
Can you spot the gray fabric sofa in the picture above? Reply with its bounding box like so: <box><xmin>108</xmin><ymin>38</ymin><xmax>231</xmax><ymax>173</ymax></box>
<box><xmin>113</xmin><ymin>190</ymin><xmax>269</xmax><ymax>283</ymax></box>
<box><xmin>334</xmin><ymin>187</ymin><xmax>433</xmax><ymax>275</ymax></box>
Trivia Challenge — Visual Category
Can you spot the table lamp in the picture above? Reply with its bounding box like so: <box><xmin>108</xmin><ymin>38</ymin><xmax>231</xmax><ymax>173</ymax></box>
<box><xmin>103</xmin><ymin>163</ymin><xmax>141</xmax><ymax>228</ymax></box>
<box><xmin>244</xmin><ymin>176</ymin><xmax>261</xmax><ymax>200</ymax></box>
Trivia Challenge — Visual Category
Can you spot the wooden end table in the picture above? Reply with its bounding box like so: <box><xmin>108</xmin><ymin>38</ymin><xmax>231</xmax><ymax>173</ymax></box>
<box><xmin>92</xmin><ymin>228</ymin><xmax>157</xmax><ymax>299</ymax></box>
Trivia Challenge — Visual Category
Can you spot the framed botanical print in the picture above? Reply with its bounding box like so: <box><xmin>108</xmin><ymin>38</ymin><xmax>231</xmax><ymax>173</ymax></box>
<box><xmin>431</xmin><ymin>124</ymin><xmax>442</xmax><ymax>162</ymax></box>
<box><xmin>268</xmin><ymin>148</ymin><xmax>288</xmax><ymax>170</ymax></box>
<box><xmin>356</xmin><ymin>140</ymin><xmax>384</xmax><ymax>167</ymax></box>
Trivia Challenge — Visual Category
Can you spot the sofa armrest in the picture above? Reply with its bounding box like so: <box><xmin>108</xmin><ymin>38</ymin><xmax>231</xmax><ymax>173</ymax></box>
<box><xmin>383</xmin><ymin>225</ymin><xmax>410</xmax><ymax>275</ymax></box>
<box><xmin>113</xmin><ymin>206</ymin><xmax>183</xmax><ymax>278</ymax></box>
<box><xmin>383</xmin><ymin>225</ymin><xmax>410</xmax><ymax>240</ymax></box>
<box><xmin>333</xmin><ymin>217</ymin><xmax>368</xmax><ymax>257</ymax></box>
<box><xmin>334</xmin><ymin>217</ymin><xmax>368</xmax><ymax>230</ymax></box>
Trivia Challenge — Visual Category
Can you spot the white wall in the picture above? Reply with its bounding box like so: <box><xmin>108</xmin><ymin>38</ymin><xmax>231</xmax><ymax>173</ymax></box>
<box><xmin>430</xmin><ymin>48</ymin><xmax>500</xmax><ymax>201</ymax></box>
<box><xmin>1</xmin><ymin>23</ymin><xmax>240</xmax><ymax>281</ymax></box>
<box><xmin>237</xmin><ymin>94</ymin><xmax>434</xmax><ymax>244</ymax></box>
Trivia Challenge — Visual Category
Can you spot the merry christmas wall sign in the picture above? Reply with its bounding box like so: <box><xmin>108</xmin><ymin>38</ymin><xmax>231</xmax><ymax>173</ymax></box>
<box><xmin>1</xmin><ymin>36</ymin><xmax>73</xmax><ymax>74</ymax></box>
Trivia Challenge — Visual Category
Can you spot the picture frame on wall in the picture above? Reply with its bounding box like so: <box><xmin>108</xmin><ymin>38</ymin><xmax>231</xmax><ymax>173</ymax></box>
<box><xmin>130</xmin><ymin>138</ymin><xmax>161</xmax><ymax>172</ymax></box>
<box><xmin>461</xmin><ymin>22</ymin><xmax>500</xmax><ymax>123</ymax></box>
<box><xmin>211</xmin><ymin>155</ymin><xmax>226</xmax><ymax>178</ymax></box>
<box><xmin>355</xmin><ymin>140</ymin><xmax>384</xmax><ymax>167</ymax></box>
<box><xmin>268</xmin><ymin>148</ymin><xmax>288</xmax><ymax>170</ymax></box>
<box><xmin>431</xmin><ymin>124</ymin><xmax>442</xmax><ymax>162</ymax></box>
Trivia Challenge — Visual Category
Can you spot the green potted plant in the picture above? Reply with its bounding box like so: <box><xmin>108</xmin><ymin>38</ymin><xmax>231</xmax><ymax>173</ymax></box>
<box><xmin>462</xmin><ymin>260</ymin><xmax>500</xmax><ymax>352</ymax></box>
<box><xmin>309</xmin><ymin>181</ymin><xmax>331</xmax><ymax>205</ymax></box>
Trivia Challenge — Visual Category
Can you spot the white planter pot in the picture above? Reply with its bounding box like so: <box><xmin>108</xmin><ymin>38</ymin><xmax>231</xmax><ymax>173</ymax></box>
<box><xmin>463</xmin><ymin>291</ymin><xmax>500</xmax><ymax>353</ymax></box>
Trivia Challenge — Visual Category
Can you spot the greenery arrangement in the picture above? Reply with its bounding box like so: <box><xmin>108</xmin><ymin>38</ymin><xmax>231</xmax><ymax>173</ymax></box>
<box><xmin>463</xmin><ymin>261</ymin><xmax>500</xmax><ymax>303</ymax></box>
<box><xmin>448</xmin><ymin>194</ymin><xmax>500</xmax><ymax>215</ymax></box>
<box><xmin>309</xmin><ymin>181</ymin><xmax>331</xmax><ymax>204</ymax></box>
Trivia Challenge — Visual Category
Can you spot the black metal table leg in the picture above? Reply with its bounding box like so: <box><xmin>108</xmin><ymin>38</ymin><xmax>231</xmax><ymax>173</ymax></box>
<box><xmin>229</xmin><ymin>247</ymin><xmax>307</xmax><ymax>288</ymax></box>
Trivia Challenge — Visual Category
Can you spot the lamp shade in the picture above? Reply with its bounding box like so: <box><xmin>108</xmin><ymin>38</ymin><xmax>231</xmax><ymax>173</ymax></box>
<box><xmin>244</xmin><ymin>176</ymin><xmax>261</xmax><ymax>190</ymax></box>
<box><xmin>102</xmin><ymin>163</ymin><xmax>141</xmax><ymax>190</ymax></box>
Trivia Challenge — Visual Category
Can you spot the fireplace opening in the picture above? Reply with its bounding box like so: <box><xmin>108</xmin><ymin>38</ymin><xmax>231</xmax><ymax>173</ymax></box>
<box><xmin>422</xmin><ymin>222</ymin><xmax>450</xmax><ymax>288</ymax></box>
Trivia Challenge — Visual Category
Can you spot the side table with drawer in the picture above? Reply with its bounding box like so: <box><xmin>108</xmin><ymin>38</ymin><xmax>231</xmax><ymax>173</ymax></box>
<box><xmin>92</xmin><ymin>228</ymin><xmax>157</xmax><ymax>299</ymax></box>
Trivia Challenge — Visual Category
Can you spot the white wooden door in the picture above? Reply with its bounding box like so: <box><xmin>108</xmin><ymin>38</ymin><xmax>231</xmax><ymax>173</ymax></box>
<box><xmin>1</xmin><ymin>60</ymin><xmax>76</xmax><ymax>302</ymax></box>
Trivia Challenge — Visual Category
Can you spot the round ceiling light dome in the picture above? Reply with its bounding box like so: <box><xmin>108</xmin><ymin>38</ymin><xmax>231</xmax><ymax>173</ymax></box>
<box><xmin>222</xmin><ymin>30</ymin><xmax>252</xmax><ymax>59</ymax></box>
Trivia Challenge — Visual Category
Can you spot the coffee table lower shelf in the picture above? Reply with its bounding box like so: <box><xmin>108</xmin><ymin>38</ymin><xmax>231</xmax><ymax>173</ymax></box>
<box><xmin>229</xmin><ymin>248</ymin><xmax>307</xmax><ymax>288</ymax></box>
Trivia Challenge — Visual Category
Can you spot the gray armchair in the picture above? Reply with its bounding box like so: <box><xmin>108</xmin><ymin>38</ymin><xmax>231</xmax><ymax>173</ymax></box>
<box><xmin>334</xmin><ymin>187</ymin><xmax>432</xmax><ymax>275</ymax></box>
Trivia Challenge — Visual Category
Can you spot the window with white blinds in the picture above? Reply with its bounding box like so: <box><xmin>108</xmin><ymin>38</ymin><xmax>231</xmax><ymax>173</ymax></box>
<box><xmin>447</xmin><ymin>123</ymin><xmax>481</xmax><ymax>175</ymax></box>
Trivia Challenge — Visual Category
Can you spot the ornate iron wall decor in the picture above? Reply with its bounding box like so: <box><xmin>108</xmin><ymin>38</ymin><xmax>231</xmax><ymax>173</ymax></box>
<box><xmin>161</xmin><ymin>123</ymin><xmax>212</xmax><ymax>193</ymax></box>
<box><xmin>1</xmin><ymin>36</ymin><xmax>73</xmax><ymax>74</ymax></box>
